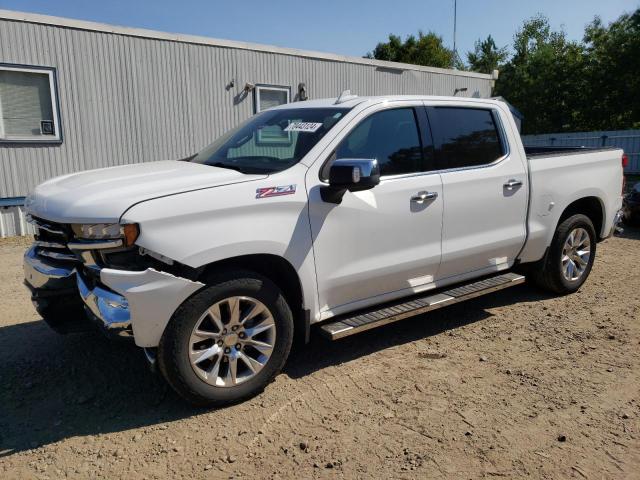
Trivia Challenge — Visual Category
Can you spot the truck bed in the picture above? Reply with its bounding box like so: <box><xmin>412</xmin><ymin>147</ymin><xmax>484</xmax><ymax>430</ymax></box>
<box><xmin>518</xmin><ymin>145</ymin><xmax>624</xmax><ymax>265</ymax></box>
<box><xmin>524</xmin><ymin>145</ymin><xmax>619</xmax><ymax>159</ymax></box>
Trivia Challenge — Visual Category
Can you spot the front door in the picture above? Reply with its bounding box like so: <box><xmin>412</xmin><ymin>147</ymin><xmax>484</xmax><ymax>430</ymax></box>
<box><xmin>307</xmin><ymin>104</ymin><xmax>443</xmax><ymax>317</ymax></box>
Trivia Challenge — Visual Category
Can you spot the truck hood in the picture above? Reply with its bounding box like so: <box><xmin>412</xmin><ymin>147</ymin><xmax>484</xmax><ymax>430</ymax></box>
<box><xmin>26</xmin><ymin>160</ymin><xmax>266</xmax><ymax>223</ymax></box>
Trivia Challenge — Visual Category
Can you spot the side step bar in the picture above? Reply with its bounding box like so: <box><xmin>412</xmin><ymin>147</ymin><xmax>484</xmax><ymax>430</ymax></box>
<box><xmin>319</xmin><ymin>272</ymin><xmax>525</xmax><ymax>340</ymax></box>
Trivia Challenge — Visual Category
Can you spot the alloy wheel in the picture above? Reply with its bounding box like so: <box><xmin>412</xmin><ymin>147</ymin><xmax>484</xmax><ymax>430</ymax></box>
<box><xmin>561</xmin><ymin>227</ymin><xmax>591</xmax><ymax>281</ymax></box>
<box><xmin>188</xmin><ymin>296</ymin><xmax>276</xmax><ymax>387</ymax></box>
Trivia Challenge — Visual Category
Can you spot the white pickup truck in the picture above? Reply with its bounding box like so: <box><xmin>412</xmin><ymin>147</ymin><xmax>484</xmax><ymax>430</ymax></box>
<box><xmin>23</xmin><ymin>94</ymin><xmax>625</xmax><ymax>406</ymax></box>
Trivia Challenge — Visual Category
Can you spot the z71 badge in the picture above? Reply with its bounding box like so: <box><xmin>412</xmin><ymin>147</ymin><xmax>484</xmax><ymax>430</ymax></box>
<box><xmin>256</xmin><ymin>185</ymin><xmax>297</xmax><ymax>199</ymax></box>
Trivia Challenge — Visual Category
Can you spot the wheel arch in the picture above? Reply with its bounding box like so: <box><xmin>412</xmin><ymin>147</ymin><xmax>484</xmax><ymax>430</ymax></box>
<box><xmin>197</xmin><ymin>254</ymin><xmax>309</xmax><ymax>344</ymax></box>
<box><xmin>556</xmin><ymin>196</ymin><xmax>605</xmax><ymax>240</ymax></box>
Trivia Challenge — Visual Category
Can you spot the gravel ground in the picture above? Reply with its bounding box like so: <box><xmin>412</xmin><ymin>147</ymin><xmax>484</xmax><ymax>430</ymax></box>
<box><xmin>0</xmin><ymin>231</ymin><xmax>638</xmax><ymax>479</ymax></box>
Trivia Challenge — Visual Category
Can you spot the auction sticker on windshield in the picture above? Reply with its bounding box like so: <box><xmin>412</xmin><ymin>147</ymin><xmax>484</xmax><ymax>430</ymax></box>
<box><xmin>284</xmin><ymin>122</ymin><xmax>323</xmax><ymax>133</ymax></box>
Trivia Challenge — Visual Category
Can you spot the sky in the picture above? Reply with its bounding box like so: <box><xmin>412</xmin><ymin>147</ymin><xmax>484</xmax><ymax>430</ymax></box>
<box><xmin>0</xmin><ymin>0</ymin><xmax>637</xmax><ymax>60</ymax></box>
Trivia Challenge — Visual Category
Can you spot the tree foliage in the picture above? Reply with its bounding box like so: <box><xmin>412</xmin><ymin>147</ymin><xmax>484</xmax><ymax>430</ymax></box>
<box><xmin>494</xmin><ymin>11</ymin><xmax>640</xmax><ymax>134</ymax></box>
<box><xmin>368</xmin><ymin>8</ymin><xmax>639</xmax><ymax>134</ymax></box>
<box><xmin>581</xmin><ymin>10</ymin><xmax>640</xmax><ymax>130</ymax></box>
<box><xmin>467</xmin><ymin>35</ymin><xmax>508</xmax><ymax>74</ymax></box>
<box><xmin>495</xmin><ymin>15</ymin><xmax>588</xmax><ymax>134</ymax></box>
<box><xmin>366</xmin><ymin>31</ymin><xmax>455</xmax><ymax>69</ymax></box>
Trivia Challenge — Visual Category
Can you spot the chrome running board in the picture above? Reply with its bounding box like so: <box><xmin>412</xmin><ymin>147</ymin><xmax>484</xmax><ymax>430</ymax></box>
<box><xmin>319</xmin><ymin>272</ymin><xmax>525</xmax><ymax>340</ymax></box>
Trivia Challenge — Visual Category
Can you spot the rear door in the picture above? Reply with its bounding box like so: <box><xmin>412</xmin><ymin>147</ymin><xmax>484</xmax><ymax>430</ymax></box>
<box><xmin>426</xmin><ymin>104</ymin><xmax>528</xmax><ymax>280</ymax></box>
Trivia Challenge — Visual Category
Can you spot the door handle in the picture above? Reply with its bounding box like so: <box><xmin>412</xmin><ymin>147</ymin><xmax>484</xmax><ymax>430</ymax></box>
<box><xmin>503</xmin><ymin>179</ymin><xmax>523</xmax><ymax>191</ymax></box>
<box><xmin>411</xmin><ymin>191</ymin><xmax>438</xmax><ymax>204</ymax></box>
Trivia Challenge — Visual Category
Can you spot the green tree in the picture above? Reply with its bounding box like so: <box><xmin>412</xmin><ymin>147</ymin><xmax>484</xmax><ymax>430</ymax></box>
<box><xmin>495</xmin><ymin>15</ymin><xmax>587</xmax><ymax>134</ymax></box>
<box><xmin>581</xmin><ymin>10</ymin><xmax>640</xmax><ymax>130</ymax></box>
<box><xmin>366</xmin><ymin>31</ymin><xmax>455</xmax><ymax>69</ymax></box>
<box><xmin>467</xmin><ymin>35</ymin><xmax>508</xmax><ymax>74</ymax></box>
<box><xmin>369</xmin><ymin>9</ymin><xmax>639</xmax><ymax>134</ymax></box>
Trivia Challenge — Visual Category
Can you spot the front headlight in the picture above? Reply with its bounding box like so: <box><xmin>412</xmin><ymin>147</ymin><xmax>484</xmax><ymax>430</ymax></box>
<box><xmin>71</xmin><ymin>223</ymin><xmax>139</xmax><ymax>246</ymax></box>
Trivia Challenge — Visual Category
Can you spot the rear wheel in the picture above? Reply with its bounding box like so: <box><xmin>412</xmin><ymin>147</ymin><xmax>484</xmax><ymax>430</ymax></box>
<box><xmin>529</xmin><ymin>214</ymin><xmax>596</xmax><ymax>294</ymax></box>
<box><xmin>158</xmin><ymin>270</ymin><xmax>293</xmax><ymax>407</ymax></box>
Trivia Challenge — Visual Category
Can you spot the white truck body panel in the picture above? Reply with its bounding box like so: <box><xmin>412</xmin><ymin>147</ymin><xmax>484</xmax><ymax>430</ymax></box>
<box><xmin>26</xmin><ymin>160</ymin><xmax>264</xmax><ymax>224</ymax></box>
<box><xmin>519</xmin><ymin>149</ymin><xmax>624</xmax><ymax>263</ymax></box>
<box><xmin>23</xmin><ymin>95</ymin><xmax>624</xmax><ymax>347</ymax></box>
<box><xmin>306</xmin><ymin>100</ymin><xmax>444</xmax><ymax>317</ymax></box>
<box><xmin>432</xmin><ymin>99</ymin><xmax>529</xmax><ymax>280</ymax></box>
<box><xmin>121</xmin><ymin>163</ymin><xmax>322</xmax><ymax>321</ymax></box>
<box><xmin>309</xmin><ymin>170</ymin><xmax>444</xmax><ymax>318</ymax></box>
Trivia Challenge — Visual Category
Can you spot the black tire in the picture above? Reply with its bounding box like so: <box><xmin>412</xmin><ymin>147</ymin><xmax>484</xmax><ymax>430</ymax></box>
<box><xmin>34</xmin><ymin>294</ymin><xmax>89</xmax><ymax>334</ymax></box>
<box><xmin>158</xmin><ymin>269</ymin><xmax>294</xmax><ymax>407</ymax></box>
<box><xmin>529</xmin><ymin>214</ymin><xmax>597</xmax><ymax>294</ymax></box>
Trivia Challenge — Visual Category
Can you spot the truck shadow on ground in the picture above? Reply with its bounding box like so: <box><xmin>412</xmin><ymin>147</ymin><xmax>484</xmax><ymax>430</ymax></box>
<box><xmin>0</xmin><ymin>283</ymin><xmax>554</xmax><ymax>456</ymax></box>
<box><xmin>286</xmin><ymin>284</ymin><xmax>555</xmax><ymax>379</ymax></box>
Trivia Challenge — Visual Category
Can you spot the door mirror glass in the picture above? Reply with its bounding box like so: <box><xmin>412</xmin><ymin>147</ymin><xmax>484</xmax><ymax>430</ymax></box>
<box><xmin>322</xmin><ymin>158</ymin><xmax>380</xmax><ymax>203</ymax></box>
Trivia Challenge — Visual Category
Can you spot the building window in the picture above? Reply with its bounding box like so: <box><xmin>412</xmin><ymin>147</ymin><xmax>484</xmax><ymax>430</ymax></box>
<box><xmin>254</xmin><ymin>85</ymin><xmax>290</xmax><ymax>113</ymax></box>
<box><xmin>0</xmin><ymin>65</ymin><xmax>61</xmax><ymax>143</ymax></box>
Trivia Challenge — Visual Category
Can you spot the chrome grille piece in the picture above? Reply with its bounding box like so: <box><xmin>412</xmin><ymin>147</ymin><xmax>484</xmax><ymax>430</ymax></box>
<box><xmin>27</xmin><ymin>216</ymin><xmax>80</xmax><ymax>266</ymax></box>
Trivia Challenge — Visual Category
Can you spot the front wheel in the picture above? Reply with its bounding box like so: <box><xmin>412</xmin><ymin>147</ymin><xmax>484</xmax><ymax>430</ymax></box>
<box><xmin>529</xmin><ymin>214</ymin><xmax>596</xmax><ymax>294</ymax></box>
<box><xmin>158</xmin><ymin>270</ymin><xmax>294</xmax><ymax>407</ymax></box>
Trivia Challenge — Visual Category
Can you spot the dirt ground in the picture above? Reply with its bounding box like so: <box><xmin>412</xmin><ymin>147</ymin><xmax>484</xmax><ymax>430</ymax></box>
<box><xmin>0</xmin><ymin>231</ymin><xmax>638</xmax><ymax>479</ymax></box>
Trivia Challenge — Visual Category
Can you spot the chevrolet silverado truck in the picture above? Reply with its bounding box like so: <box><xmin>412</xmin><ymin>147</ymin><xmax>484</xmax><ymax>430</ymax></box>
<box><xmin>23</xmin><ymin>93</ymin><xmax>625</xmax><ymax>406</ymax></box>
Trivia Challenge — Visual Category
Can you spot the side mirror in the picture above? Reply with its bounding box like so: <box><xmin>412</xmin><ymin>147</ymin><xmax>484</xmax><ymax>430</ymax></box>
<box><xmin>321</xmin><ymin>159</ymin><xmax>380</xmax><ymax>204</ymax></box>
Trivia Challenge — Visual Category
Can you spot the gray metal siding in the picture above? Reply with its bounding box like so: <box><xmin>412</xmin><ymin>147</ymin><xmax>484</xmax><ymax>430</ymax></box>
<box><xmin>0</xmin><ymin>17</ymin><xmax>492</xmax><ymax>203</ymax></box>
<box><xmin>0</xmin><ymin>205</ymin><xmax>34</xmax><ymax>237</ymax></box>
<box><xmin>522</xmin><ymin>130</ymin><xmax>640</xmax><ymax>174</ymax></box>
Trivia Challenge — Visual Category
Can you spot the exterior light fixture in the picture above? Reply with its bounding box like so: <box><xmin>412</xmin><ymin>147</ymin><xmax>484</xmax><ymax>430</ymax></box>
<box><xmin>298</xmin><ymin>82</ymin><xmax>308</xmax><ymax>101</ymax></box>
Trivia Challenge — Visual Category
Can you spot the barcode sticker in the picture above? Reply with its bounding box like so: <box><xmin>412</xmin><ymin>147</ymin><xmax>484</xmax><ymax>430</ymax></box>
<box><xmin>284</xmin><ymin>122</ymin><xmax>323</xmax><ymax>132</ymax></box>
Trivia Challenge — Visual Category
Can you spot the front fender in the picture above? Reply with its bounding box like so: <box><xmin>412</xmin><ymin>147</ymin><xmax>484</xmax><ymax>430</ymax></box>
<box><xmin>120</xmin><ymin>165</ymin><xmax>321</xmax><ymax>321</ymax></box>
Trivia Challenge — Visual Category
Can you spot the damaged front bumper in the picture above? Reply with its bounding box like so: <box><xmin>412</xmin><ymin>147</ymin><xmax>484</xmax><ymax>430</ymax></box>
<box><xmin>77</xmin><ymin>271</ymin><xmax>133</xmax><ymax>339</ymax></box>
<box><xmin>90</xmin><ymin>267</ymin><xmax>204</xmax><ymax>347</ymax></box>
<box><xmin>24</xmin><ymin>246</ymin><xmax>204</xmax><ymax>347</ymax></box>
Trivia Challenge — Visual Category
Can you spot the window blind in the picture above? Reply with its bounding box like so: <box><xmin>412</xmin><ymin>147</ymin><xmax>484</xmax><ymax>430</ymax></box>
<box><xmin>0</xmin><ymin>69</ymin><xmax>54</xmax><ymax>138</ymax></box>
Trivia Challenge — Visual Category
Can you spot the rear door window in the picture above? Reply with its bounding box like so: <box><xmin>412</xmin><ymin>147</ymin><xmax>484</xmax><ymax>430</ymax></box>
<box><xmin>429</xmin><ymin>107</ymin><xmax>505</xmax><ymax>169</ymax></box>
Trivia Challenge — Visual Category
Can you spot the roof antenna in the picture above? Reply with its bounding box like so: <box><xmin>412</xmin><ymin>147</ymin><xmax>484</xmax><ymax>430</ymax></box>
<box><xmin>452</xmin><ymin>0</ymin><xmax>460</xmax><ymax>69</ymax></box>
<box><xmin>335</xmin><ymin>89</ymin><xmax>358</xmax><ymax>104</ymax></box>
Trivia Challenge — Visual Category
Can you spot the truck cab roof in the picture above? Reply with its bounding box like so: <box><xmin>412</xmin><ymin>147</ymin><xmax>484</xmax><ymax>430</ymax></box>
<box><xmin>269</xmin><ymin>94</ymin><xmax>505</xmax><ymax>110</ymax></box>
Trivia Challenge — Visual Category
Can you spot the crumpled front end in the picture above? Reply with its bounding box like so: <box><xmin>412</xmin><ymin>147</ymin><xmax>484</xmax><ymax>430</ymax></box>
<box><xmin>23</xmin><ymin>215</ymin><xmax>204</xmax><ymax>347</ymax></box>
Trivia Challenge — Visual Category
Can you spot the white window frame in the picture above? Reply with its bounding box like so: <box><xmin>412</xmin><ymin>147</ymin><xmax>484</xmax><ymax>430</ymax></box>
<box><xmin>254</xmin><ymin>84</ymin><xmax>290</xmax><ymax>113</ymax></box>
<box><xmin>0</xmin><ymin>64</ymin><xmax>62</xmax><ymax>143</ymax></box>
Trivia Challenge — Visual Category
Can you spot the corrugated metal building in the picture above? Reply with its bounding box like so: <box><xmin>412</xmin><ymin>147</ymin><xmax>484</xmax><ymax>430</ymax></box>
<box><xmin>0</xmin><ymin>9</ymin><xmax>495</xmax><ymax>237</ymax></box>
<box><xmin>522</xmin><ymin>129</ymin><xmax>640</xmax><ymax>174</ymax></box>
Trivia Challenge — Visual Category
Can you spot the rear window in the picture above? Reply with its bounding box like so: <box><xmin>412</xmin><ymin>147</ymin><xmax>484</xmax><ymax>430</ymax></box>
<box><xmin>430</xmin><ymin>107</ymin><xmax>504</xmax><ymax>169</ymax></box>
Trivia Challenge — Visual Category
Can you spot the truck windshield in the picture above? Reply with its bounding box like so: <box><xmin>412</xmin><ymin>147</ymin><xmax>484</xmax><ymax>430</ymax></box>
<box><xmin>191</xmin><ymin>107</ymin><xmax>351</xmax><ymax>174</ymax></box>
